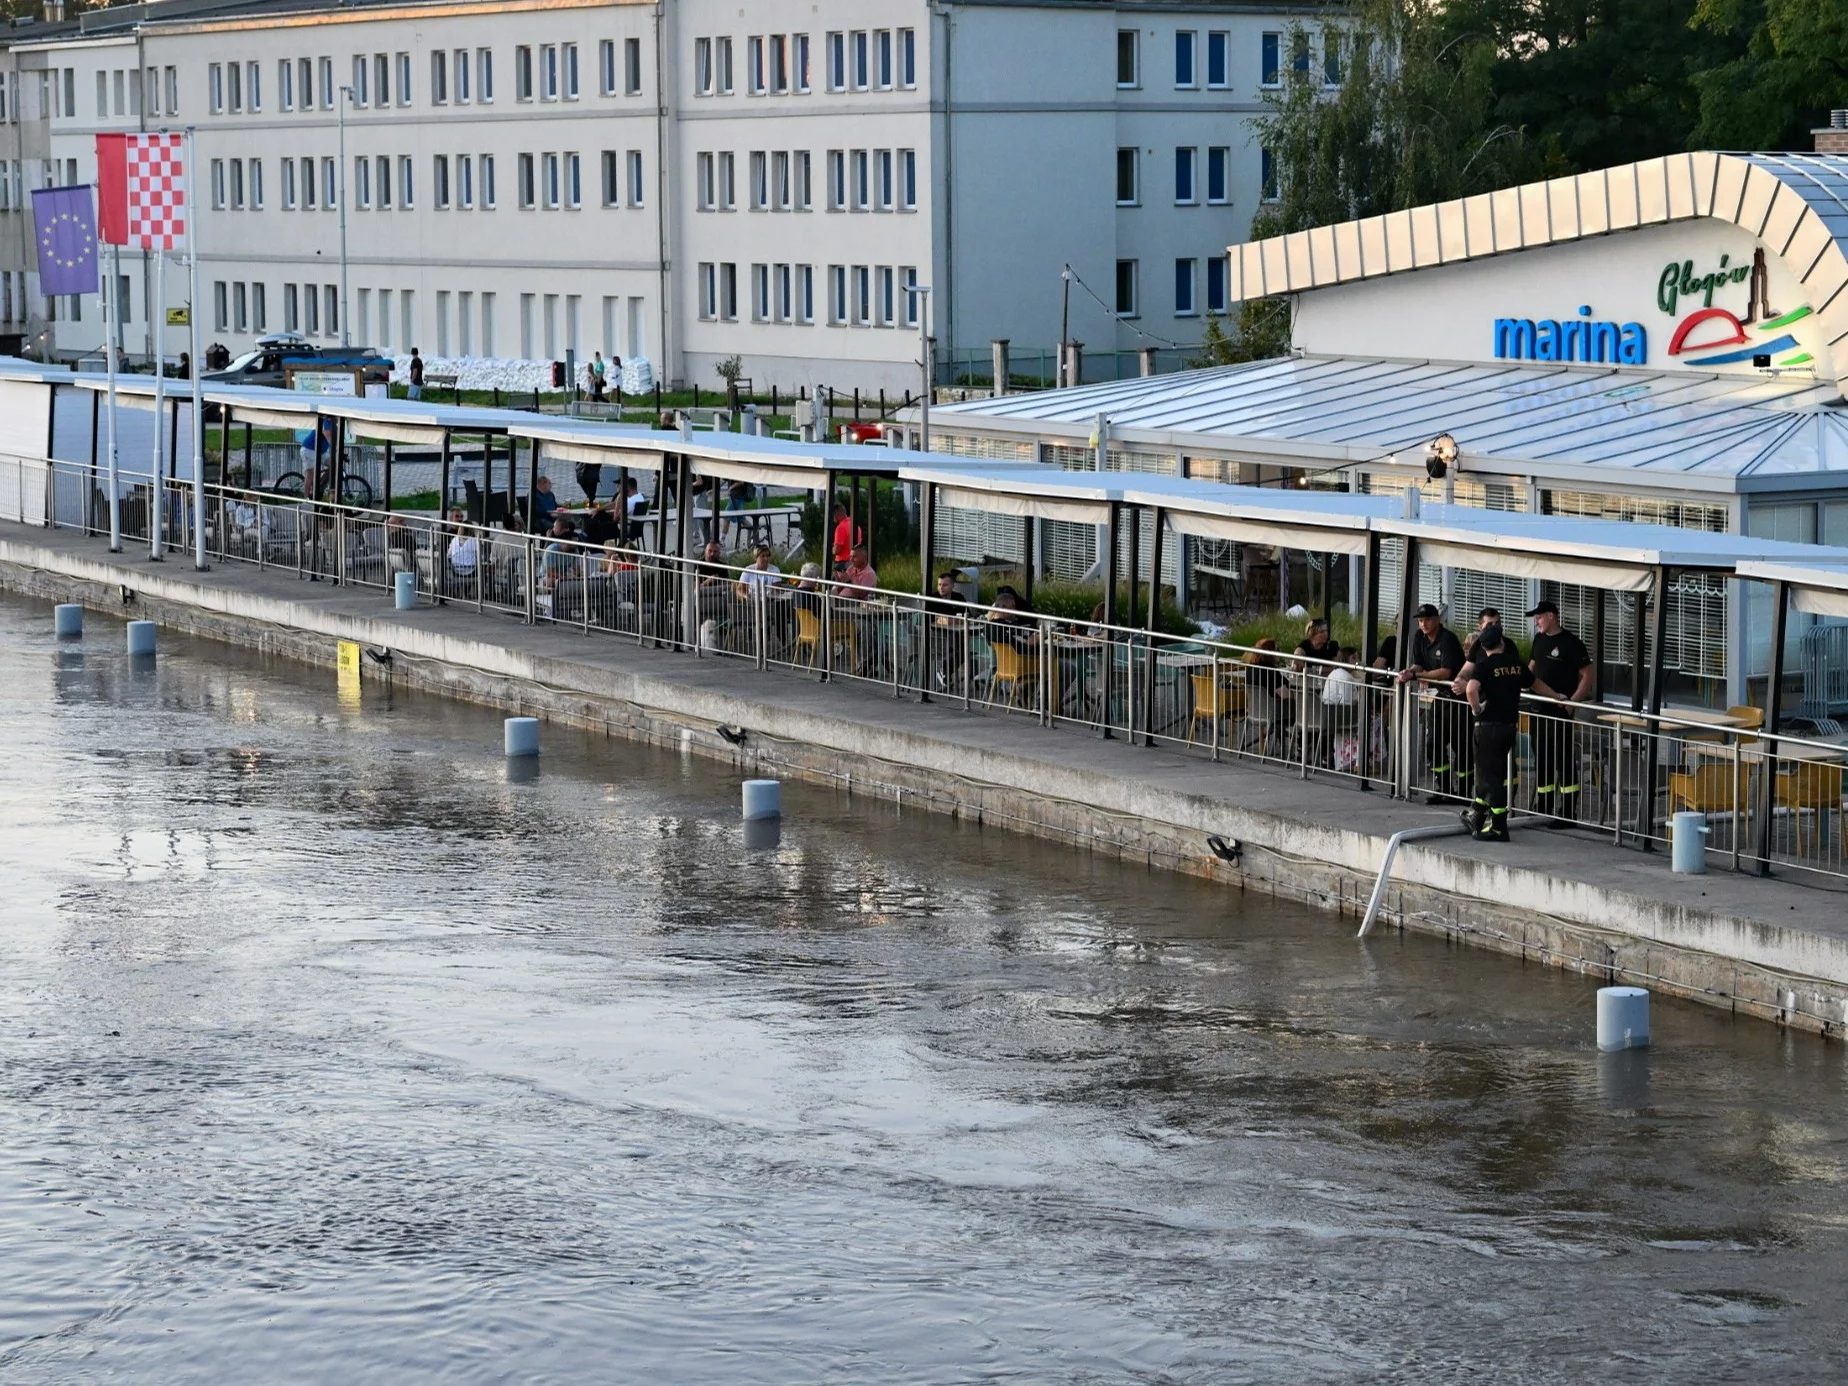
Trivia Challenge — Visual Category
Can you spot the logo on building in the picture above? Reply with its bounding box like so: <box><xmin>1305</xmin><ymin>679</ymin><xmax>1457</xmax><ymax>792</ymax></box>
<box><xmin>1657</xmin><ymin>250</ymin><xmax>1813</xmax><ymax>368</ymax></box>
<box><xmin>1492</xmin><ymin>306</ymin><xmax>1646</xmax><ymax>365</ymax></box>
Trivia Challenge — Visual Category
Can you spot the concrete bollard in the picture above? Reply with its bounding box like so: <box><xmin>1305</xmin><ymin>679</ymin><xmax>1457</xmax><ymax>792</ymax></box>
<box><xmin>1596</xmin><ymin>986</ymin><xmax>1650</xmax><ymax>1051</ymax></box>
<box><xmin>742</xmin><ymin>778</ymin><xmax>781</xmax><ymax>821</ymax></box>
<box><xmin>125</xmin><ymin>620</ymin><xmax>157</xmax><ymax>656</ymax></box>
<box><xmin>1670</xmin><ymin>811</ymin><xmax>1709</xmax><ymax>874</ymax></box>
<box><xmin>504</xmin><ymin>716</ymin><xmax>541</xmax><ymax>758</ymax></box>
<box><xmin>394</xmin><ymin>571</ymin><xmax>416</xmax><ymax>610</ymax></box>
<box><xmin>54</xmin><ymin>604</ymin><xmax>84</xmax><ymax>638</ymax></box>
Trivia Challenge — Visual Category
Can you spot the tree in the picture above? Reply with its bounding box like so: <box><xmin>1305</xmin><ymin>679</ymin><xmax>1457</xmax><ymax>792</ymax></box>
<box><xmin>1688</xmin><ymin>0</ymin><xmax>1848</xmax><ymax>150</ymax></box>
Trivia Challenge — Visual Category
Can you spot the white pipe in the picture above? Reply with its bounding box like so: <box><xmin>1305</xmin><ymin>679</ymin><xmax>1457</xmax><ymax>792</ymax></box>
<box><xmin>186</xmin><ymin>127</ymin><xmax>207</xmax><ymax>571</ymax></box>
<box><xmin>1356</xmin><ymin>824</ymin><xmax>1473</xmax><ymax>937</ymax></box>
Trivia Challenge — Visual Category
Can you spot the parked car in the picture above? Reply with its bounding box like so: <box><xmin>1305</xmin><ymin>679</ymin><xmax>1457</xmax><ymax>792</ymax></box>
<box><xmin>203</xmin><ymin>333</ymin><xmax>393</xmax><ymax>390</ymax></box>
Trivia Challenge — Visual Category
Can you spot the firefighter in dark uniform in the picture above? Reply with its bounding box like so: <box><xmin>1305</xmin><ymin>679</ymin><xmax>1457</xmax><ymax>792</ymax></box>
<box><xmin>1396</xmin><ymin>603</ymin><xmax>1469</xmax><ymax>803</ymax></box>
<box><xmin>1464</xmin><ymin>622</ymin><xmax>1531</xmax><ymax>842</ymax></box>
<box><xmin>1525</xmin><ymin>599</ymin><xmax>1594</xmax><ymax>821</ymax></box>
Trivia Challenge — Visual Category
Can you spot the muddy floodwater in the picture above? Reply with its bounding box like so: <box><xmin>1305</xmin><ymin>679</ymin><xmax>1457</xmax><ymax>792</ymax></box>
<box><xmin>0</xmin><ymin>592</ymin><xmax>1845</xmax><ymax>1384</ymax></box>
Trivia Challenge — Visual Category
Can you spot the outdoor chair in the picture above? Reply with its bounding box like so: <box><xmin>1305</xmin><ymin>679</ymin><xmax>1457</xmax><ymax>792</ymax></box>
<box><xmin>1775</xmin><ymin>761</ymin><xmax>1845</xmax><ymax>859</ymax></box>
<box><xmin>1189</xmin><ymin>667</ymin><xmax>1243</xmax><ymax>744</ymax></box>
<box><xmin>986</xmin><ymin>639</ymin><xmax>1040</xmax><ymax>710</ymax></box>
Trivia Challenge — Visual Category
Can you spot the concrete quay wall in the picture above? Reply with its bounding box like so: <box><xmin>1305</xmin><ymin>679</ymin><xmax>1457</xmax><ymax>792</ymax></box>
<box><xmin>6</xmin><ymin>528</ymin><xmax>1848</xmax><ymax>1038</ymax></box>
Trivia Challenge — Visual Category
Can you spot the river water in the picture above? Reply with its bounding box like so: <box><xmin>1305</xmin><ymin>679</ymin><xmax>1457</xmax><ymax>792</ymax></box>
<box><xmin>0</xmin><ymin>591</ymin><xmax>1844</xmax><ymax>1384</ymax></box>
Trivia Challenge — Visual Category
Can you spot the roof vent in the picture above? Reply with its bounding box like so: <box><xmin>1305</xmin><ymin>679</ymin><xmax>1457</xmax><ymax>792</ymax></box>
<box><xmin>1834</xmin><ymin>109</ymin><xmax>1848</xmax><ymax>130</ymax></box>
<box><xmin>42</xmin><ymin>0</ymin><xmax>64</xmax><ymax>20</ymax></box>
<box><xmin>1817</xmin><ymin>112</ymin><xmax>1848</xmax><ymax>153</ymax></box>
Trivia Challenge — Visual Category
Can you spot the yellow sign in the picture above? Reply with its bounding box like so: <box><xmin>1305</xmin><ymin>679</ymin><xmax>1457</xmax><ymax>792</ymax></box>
<box><xmin>336</xmin><ymin>640</ymin><xmax>362</xmax><ymax>703</ymax></box>
<box><xmin>166</xmin><ymin>307</ymin><xmax>189</xmax><ymax>326</ymax></box>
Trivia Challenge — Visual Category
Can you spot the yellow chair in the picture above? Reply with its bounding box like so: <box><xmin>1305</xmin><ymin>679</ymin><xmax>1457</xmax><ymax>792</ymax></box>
<box><xmin>1775</xmin><ymin>761</ymin><xmax>1845</xmax><ymax>859</ymax></box>
<box><xmin>1726</xmin><ymin>705</ymin><xmax>1765</xmax><ymax>747</ymax></box>
<box><xmin>987</xmin><ymin>640</ymin><xmax>1041</xmax><ymax>709</ymax></box>
<box><xmin>1189</xmin><ymin>667</ymin><xmax>1245</xmax><ymax>743</ymax></box>
<box><xmin>1667</xmin><ymin>763</ymin><xmax>1745</xmax><ymax>816</ymax></box>
<box><xmin>794</xmin><ymin>605</ymin><xmax>821</xmax><ymax>667</ymax></box>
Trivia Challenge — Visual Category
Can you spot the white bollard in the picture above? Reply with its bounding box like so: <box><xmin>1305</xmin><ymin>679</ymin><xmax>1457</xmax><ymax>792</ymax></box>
<box><xmin>1596</xmin><ymin>986</ymin><xmax>1650</xmax><ymax>1052</ymax></box>
<box><xmin>54</xmin><ymin>604</ymin><xmax>83</xmax><ymax>637</ymax></box>
<box><xmin>504</xmin><ymin>716</ymin><xmax>541</xmax><ymax>758</ymax></box>
<box><xmin>1670</xmin><ymin>811</ymin><xmax>1709</xmax><ymax>874</ymax></box>
<box><xmin>742</xmin><ymin>778</ymin><xmax>781</xmax><ymax>821</ymax></box>
<box><xmin>125</xmin><ymin>620</ymin><xmax>157</xmax><ymax>656</ymax></box>
<box><xmin>394</xmin><ymin>571</ymin><xmax>416</xmax><ymax>610</ymax></box>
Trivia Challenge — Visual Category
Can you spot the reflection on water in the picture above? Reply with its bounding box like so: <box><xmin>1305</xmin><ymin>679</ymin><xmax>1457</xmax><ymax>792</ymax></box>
<box><xmin>0</xmin><ymin>591</ymin><xmax>1845</xmax><ymax>1384</ymax></box>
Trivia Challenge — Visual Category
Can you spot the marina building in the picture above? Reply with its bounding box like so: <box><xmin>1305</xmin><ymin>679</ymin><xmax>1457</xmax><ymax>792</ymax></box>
<box><xmin>1</xmin><ymin>0</ymin><xmax>1324</xmax><ymax>390</ymax></box>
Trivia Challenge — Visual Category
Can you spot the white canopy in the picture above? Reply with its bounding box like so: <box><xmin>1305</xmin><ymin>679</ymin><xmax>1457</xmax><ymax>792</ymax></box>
<box><xmin>1735</xmin><ymin>559</ymin><xmax>1848</xmax><ymax>619</ymax></box>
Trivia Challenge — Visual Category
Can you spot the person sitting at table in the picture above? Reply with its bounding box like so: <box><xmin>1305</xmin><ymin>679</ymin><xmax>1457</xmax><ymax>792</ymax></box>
<box><xmin>1321</xmin><ymin>646</ymin><xmax>1365</xmax><ymax>771</ymax></box>
<box><xmin>445</xmin><ymin>522</ymin><xmax>479</xmax><ymax>594</ymax></box>
<box><xmin>986</xmin><ymin>585</ymin><xmax>1038</xmax><ymax>648</ymax></box>
<box><xmin>927</xmin><ymin>570</ymin><xmax>969</xmax><ymax>690</ymax></box>
<box><xmin>621</xmin><ymin>475</ymin><xmax>647</xmax><ymax>515</ymax></box>
<box><xmin>1241</xmin><ymin>638</ymin><xmax>1293</xmax><ymax>755</ymax></box>
<box><xmin>696</xmin><ymin>539</ymin><xmax>735</xmax><ymax>622</ymax></box>
<box><xmin>539</xmin><ymin>514</ymin><xmax>581</xmax><ymax>591</ymax></box>
<box><xmin>531</xmin><ymin>475</ymin><xmax>560</xmax><ymax>533</ymax></box>
<box><xmin>735</xmin><ymin>544</ymin><xmax>784</xmax><ymax>599</ymax></box>
<box><xmin>599</xmin><ymin>540</ymin><xmax>639</xmax><ymax>575</ymax></box>
<box><xmin>842</xmin><ymin>545</ymin><xmax>878</xmax><ymax>596</ymax></box>
<box><xmin>583</xmin><ymin>501</ymin><xmax>618</xmax><ymax>546</ymax></box>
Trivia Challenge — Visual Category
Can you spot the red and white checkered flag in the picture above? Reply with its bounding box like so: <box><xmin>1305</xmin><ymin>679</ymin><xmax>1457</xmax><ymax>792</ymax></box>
<box><xmin>96</xmin><ymin>132</ymin><xmax>188</xmax><ymax>250</ymax></box>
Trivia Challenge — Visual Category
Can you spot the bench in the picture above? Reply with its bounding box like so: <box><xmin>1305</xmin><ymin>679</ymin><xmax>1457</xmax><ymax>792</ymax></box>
<box><xmin>420</xmin><ymin>373</ymin><xmax>462</xmax><ymax>403</ymax></box>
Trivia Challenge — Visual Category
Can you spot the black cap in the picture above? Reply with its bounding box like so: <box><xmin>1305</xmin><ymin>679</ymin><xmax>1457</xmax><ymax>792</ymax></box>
<box><xmin>1524</xmin><ymin>600</ymin><xmax>1559</xmax><ymax>617</ymax></box>
<box><xmin>1413</xmin><ymin>603</ymin><xmax>1441</xmax><ymax>619</ymax></box>
<box><xmin>1478</xmin><ymin>622</ymin><xmax>1505</xmax><ymax>649</ymax></box>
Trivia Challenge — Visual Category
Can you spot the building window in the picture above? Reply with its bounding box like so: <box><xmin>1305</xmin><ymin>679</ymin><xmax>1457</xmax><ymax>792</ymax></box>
<box><xmin>455</xmin><ymin>50</ymin><xmax>470</xmax><ymax>103</ymax></box>
<box><xmin>794</xmin><ymin>34</ymin><xmax>811</xmax><ymax>93</ymax></box>
<box><xmin>233</xmin><ymin>281</ymin><xmax>248</xmax><ymax>332</ymax></box>
<box><xmin>397</xmin><ymin>154</ymin><xmax>411</xmax><ymax>207</ymax></box>
<box><xmin>354</xmin><ymin>157</ymin><xmax>370</xmax><ymax>208</ymax></box>
<box><xmin>397</xmin><ymin>52</ymin><xmax>412</xmax><ymax>105</ymax></box>
<box><xmin>828</xmin><ymin>264</ymin><xmax>846</xmax><ymax>324</ymax></box>
<box><xmin>209</xmin><ymin>63</ymin><xmax>223</xmax><ymax>113</ymax></box>
<box><xmin>212</xmin><ymin>280</ymin><xmax>228</xmax><ymax>331</ymax></box>
<box><xmin>481</xmin><ymin>154</ymin><xmax>496</xmax><ymax>207</ymax></box>
<box><xmin>747</xmin><ymin>36</ymin><xmax>765</xmax><ymax>95</ymax></box>
<box><xmin>1207</xmin><ymin>147</ymin><xmax>1230</xmax><ymax>204</ymax></box>
<box><xmin>627</xmin><ymin>149</ymin><xmax>644</xmax><ymax>205</ymax></box>
<box><xmin>851</xmin><ymin>30</ymin><xmax>868</xmax><ymax>89</ymax></box>
<box><xmin>1293</xmin><ymin>33</ymin><xmax>1312</xmax><ymax>78</ymax></box>
<box><xmin>718</xmin><ymin>151</ymin><xmax>735</xmax><ymax>210</ymax></box>
<box><xmin>600</xmin><ymin>39</ymin><xmax>617</xmax><ymax>96</ymax></box>
<box><xmin>230</xmin><ymin>159</ymin><xmax>244</xmax><ymax>208</ymax></box>
<box><xmin>1206</xmin><ymin>255</ymin><xmax>1229</xmax><ymax>313</ymax></box>
<box><xmin>902</xmin><ymin>266</ymin><xmax>920</xmax><ymax>326</ymax></box>
<box><xmin>1174</xmin><ymin>147</ymin><xmax>1196</xmax><ymax>204</ymax></box>
<box><xmin>250</xmin><ymin>160</ymin><xmax>264</xmax><ymax>209</ymax></box>
<box><xmin>625</xmin><ymin>37</ymin><xmax>643</xmax><ymax>94</ymax></box>
<box><xmin>1261</xmin><ymin>33</ymin><xmax>1280</xmax><ymax>87</ymax></box>
<box><xmin>752</xmin><ymin>262</ymin><xmax>770</xmax><ymax>320</ymax></box>
<box><xmin>564</xmin><ymin>42</ymin><xmax>579</xmax><ymax>99</ymax></box>
<box><xmin>375</xmin><ymin>154</ymin><xmax>391</xmax><ymax>208</ymax></box>
<box><xmin>1115</xmin><ymin>259</ymin><xmax>1137</xmax><ymax>317</ymax></box>
<box><xmin>565</xmin><ymin>152</ymin><xmax>581</xmax><ymax>208</ymax></box>
<box><xmin>797</xmin><ymin>265</ymin><xmax>814</xmax><ymax>323</ymax></box>
<box><xmin>827</xmin><ymin>150</ymin><xmax>845</xmax><ymax>210</ymax></box>
<box><xmin>1207</xmin><ymin>32</ymin><xmax>1229</xmax><ymax>88</ymax></box>
<box><xmin>877</xmin><ymin>30</ymin><xmax>893</xmax><ymax>89</ymax></box>
<box><xmin>696</xmin><ymin>151</ymin><xmax>715</xmax><ymax>210</ymax></box>
<box><xmin>827</xmin><ymin>32</ymin><xmax>845</xmax><ymax>91</ymax></box>
<box><xmin>434</xmin><ymin>154</ymin><xmax>450</xmax><ymax>208</ymax></box>
<box><xmin>749</xmin><ymin>151</ymin><xmax>767</xmax><ymax>209</ymax></box>
<box><xmin>1174</xmin><ymin>258</ymin><xmax>1196</xmax><ymax>315</ymax></box>
<box><xmin>320</xmin><ymin>57</ymin><xmax>334</xmax><ymax>108</ymax></box>
<box><xmin>210</xmin><ymin>159</ymin><xmax>226</xmax><ymax>209</ymax></box>
<box><xmin>875</xmin><ymin>149</ymin><xmax>893</xmax><ymax>210</ymax></box>
<box><xmin>247</xmin><ymin>61</ymin><xmax>261</xmax><ymax>111</ymax></box>
<box><xmin>351</xmin><ymin>55</ymin><xmax>368</xmax><ymax>107</ymax></box>
<box><xmin>720</xmin><ymin>262</ymin><xmax>737</xmax><ymax>320</ymax></box>
<box><xmin>1324</xmin><ymin>32</ymin><xmax>1344</xmax><ymax>85</ymax></box>
<box><xmin>374</xmin><ymin>53</ymin><xmax>389</xmax><ymax>106</ymax></box>
<box><xmin>541</xmin><ymin>45</ymin><xmax>559</xmax><ymax>100</ymax></box>
<box><xmin>1116</xmin><ymin>148</ymin><xmax>1138</xmax><ymax>206</ymax></box>
<box><xmin>602</xmin><ymin>150</ymin><xmax>620</xmax><ymax>206</ymax></box>
<box><xmin>774</xmin><ymin>263</ymin><xmax>791</xmax><ymax>320</ymax></box>
<box><xmin>851</xmin><ymin>150</ymin><xmax>869</xmax><ymax>210</ymax></box>
<box><xmin>899</xmin><ymin>28</ymin><xmax>916</xmax><ymax>88</ymax></box>
<box><xmin>1261</xmin><ymin>146</ymin><xmax>1279</xmax><ymax>202</ymax></box>
<box><xmin>283</xmin><ymin>283</ymin><xmax>299</xmax><ymax>333</ymax></box>
<box><xmin>771</xmin><ymin>150</ymin><xmax>789</xmax><ymax>209</ymax></box>
<box><xmin>325</xmin><ymin>284</ymin><xmax>338</xmax><ymax>336</ymax></box>
<box><xmin>1175</xmin><ymin>31</ymin><xmax>1196</xmax><ymax>88</ymax></box>
<box><xmin>516</xmin><ymin>45</ymin><xmax>534</xmax><ymax>100</ymax></box>
<box><xmin>227</xmin><ymin>62</ymin><xmax>241</xmax><ymax>112</ymax></box>
<box><xmin>479</xmin><ymin>50</ymin><xmax>494</xmax><ymax>102</ymax></box>
<box><xmin>542</xmin><ymin>152</ymin><xmax>559</xmax><ymax>208</ymax></box>
<box><xmin>853</xmin><ymin>265</ymin><xmax>871</xmax><ymax>324</ymax></box>
<box><xmin>166</xmin><ymin>66</ymin><xmax>178</xmax><ymax>115</ymax></box>
<box><xmin>698</xmin><ymin>262</ymin><xmax>716</xmax><ymax>319</ymax></box>
<box><xmin>695</xmin><ymin>37</ymin><xmax>713</xmax><ymax>95</ymax></box>
<box><xmin>302</xmin><ymin>156</ymin><xmax>317</xmax><ymax>210</ymax></box>
<box><xmin>717</xmin><ymin>37</ymin><xmax>733</xmax><ymax>94</ymax></box>
<box><xmin>431</xmin><ymin>50</ymin><xmax>448</xmax><ymax>104</ymax></box>
<box><xmin>1116</xmin><ymin>30</ymin><xmax>1138</xmax><ymax>88</ymax></box>
<box><xmin>877</xmin><ymin>265</ymin><xmax>895</xmax><ymax>325</ymax></box>
<box><xmin>770</xmin><ymin>34</ymin><xmax>788</xmax><ymax>93</ymax></box>
<box><xmin>303</xmin><ymin>282</ymin><xmax>319</xmax><ymax>334</ymax></box>
<box><xmin>323</xmin><ymin>158</ymin><xmax>337</xmax><ymax>208</ymax></box>
<box><xmin>458</xmin><ymin>154</ymin><xmax>474</xmax><ymax>208</ymax></box>
<box><xmin>252</xmin><ymin>282</ymin><xmax>267</xmax><ymax>332</ymax></box>
<box><xmin>282</xmin><ymin>159</ymin><xmax>298</xmax><ymax>209</ymax></box>
<box><xmin>518</xmin><ymin>152</ymin><xmax>535</xmax><ymax>208</ymax></box>
<box><xmin>794</xmin><ymin>151</ymin><xmax>812</xmax><ymax>210</ymax></box>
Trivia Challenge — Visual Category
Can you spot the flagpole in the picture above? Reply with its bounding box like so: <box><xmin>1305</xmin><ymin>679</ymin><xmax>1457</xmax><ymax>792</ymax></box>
<box><xmin>104</xmin><ymin>239</ymin><xmax>121</xmax><ymax>553</ymax></box>
<box><xmin>186</xmin><ymin>126</ymin><xmax>207</xmax><ymax>571</ymax></box>
<box><xmin>149</xmin><ymin>247</ymin><xmax>166</xmax><ymax>562</ymax></box>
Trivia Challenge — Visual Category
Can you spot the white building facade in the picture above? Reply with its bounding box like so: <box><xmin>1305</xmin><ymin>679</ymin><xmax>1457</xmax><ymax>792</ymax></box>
<box><xmin>17</xmin><ymin>0</ymin><xmax>1332</xmax><ymax>390</ymax></box>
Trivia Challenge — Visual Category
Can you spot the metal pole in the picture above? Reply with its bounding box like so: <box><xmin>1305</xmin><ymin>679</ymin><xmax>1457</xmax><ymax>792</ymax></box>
<box><xmin>1143</xmin><ymin>505</ymin><xmax>1164</xmax><ymax>746</ymax></box>
<box><xmin>149</xmin><ymin>248</ymin><xmax>165</xmax><ymax>560</ymax></box>
<box><xmin>1592</xmin><ymin>588</ymin><xmax>1607</xmax><ymax>702</ymax></box>
<box><xmin>1360</xmin><ymin>531</ymin><xmax>1381</xmax><ymax>665</ymax></box>
<box><xmin>1637</xmin><ymin>566</ymin><xmax>1670</xmax><ymax>847</ymax></box>
<box><xmin>337</xmin><ymin>88</ymin><xmax>351</xmax><ymax>346</ymax></box>
<box><xmin>185</xmin><ymin>128</ymin><xmax>206</xmax><ymax>570</ymax></box>
<box><xmin>105</xmin><ymin>242</ymin><xmax>121</xmax><ymax>551</ymax></box>
<box><xmin>1754</xmin><ymin>579</ymin><xmax>1790</xmax><ymax>874</ymax></box>
<box><xmin>916</xmin><ymin>284</ymin><xmax>931</xmax><ymax>452</ymax></box>
<box><xmin>1101</xmin><ymin>500</ymin><xmax>1118</xmax><ymax>738</ymax></box>
<box><xmin>1058</xmin><ymin>265</ymin><xmax>1071</xmax><ymax>387</ymax></box>
<box><xmin>86</xmin><ymin>389</ymin><xmax>99</xmax><ymax>536</ymax></box>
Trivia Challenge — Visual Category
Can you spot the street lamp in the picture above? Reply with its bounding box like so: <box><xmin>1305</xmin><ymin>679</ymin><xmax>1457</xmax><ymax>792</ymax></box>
<box><xmin>337</xmin><ymin>85</ymin><xmax>351</xmax><ymax>346</ymax></box>
<box><xmin>913</xmin><ymin>283</ymin><xmax>932</xmax><ymax>452</ymax></box>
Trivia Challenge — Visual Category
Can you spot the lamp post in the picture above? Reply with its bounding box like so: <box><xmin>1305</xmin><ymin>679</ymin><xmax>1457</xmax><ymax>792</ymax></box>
<box><xmin>914</xmin><ymin>283</ymin><xmax>931</xmax><ymax>453</ymax></box>
<box><xmin>337</xmin><ymin>85</ymin><xmax>351</xmax><ymax>346</ymax></box>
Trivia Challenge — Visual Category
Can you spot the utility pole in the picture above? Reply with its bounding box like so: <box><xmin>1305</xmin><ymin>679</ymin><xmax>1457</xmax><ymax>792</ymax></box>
<box><xmin>915</xmin><ymin>284</ymin><xmax>932</xmax><ymax>452</ymax></box>
<box><xmin>337</xmin><ymin>87</ymin><xmax>352</xmax><ymax>345</ymax></box>
<box><xmin>1058</xmin><ymin>265</ymin><xmax>1072</xmax><ymax>388</ymax></box>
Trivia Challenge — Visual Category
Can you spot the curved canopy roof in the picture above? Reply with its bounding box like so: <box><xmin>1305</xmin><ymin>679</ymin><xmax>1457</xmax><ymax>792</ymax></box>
<box><xmin>1228</xmin><ymin>152</ymin><xmax>1848</xmax><ymax>392</ymax></box>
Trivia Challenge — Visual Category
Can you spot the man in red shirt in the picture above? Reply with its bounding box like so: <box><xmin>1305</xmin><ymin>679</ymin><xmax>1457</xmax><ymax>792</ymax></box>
<box><xmin>830</xmin><ymin>502</ymin><xmax>860</xmax><ymax>572</ymax></box>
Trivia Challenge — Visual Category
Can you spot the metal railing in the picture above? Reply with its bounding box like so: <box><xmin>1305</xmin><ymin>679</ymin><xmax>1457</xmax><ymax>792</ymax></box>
<box><xmin>14</xmin><ymin>455</ymin><xmax>1848</xmax><ymax>889</ymax></box>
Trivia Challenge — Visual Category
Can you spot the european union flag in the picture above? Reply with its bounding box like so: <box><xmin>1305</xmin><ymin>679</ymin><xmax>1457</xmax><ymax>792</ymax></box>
<box><xmin>31</xmin><ymin>184</ymin><xmax>98</xmax><ymax>298</ymax></box>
